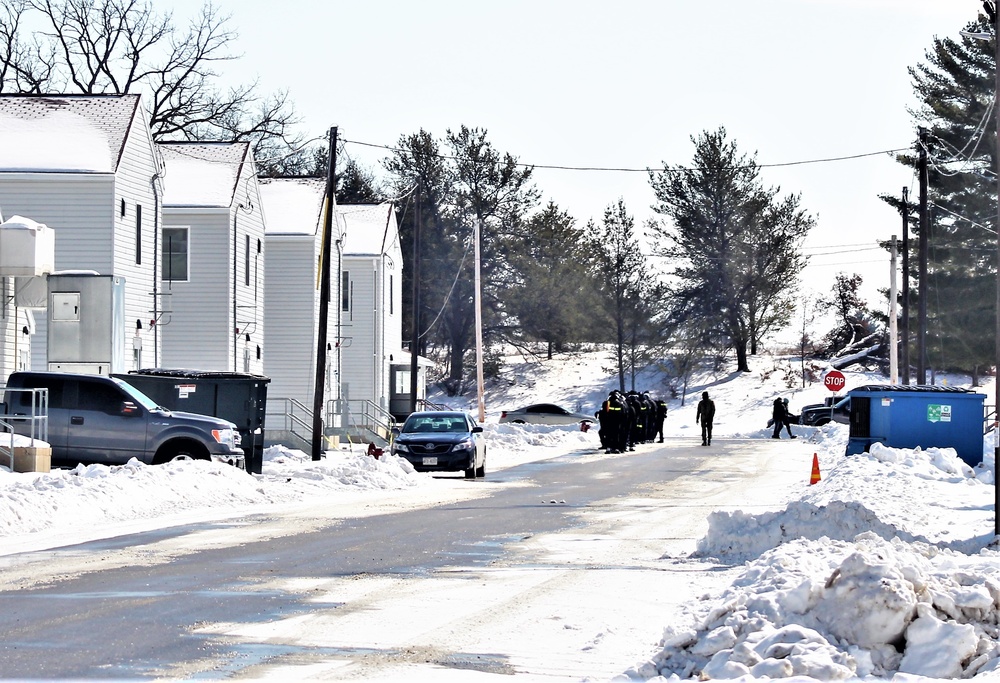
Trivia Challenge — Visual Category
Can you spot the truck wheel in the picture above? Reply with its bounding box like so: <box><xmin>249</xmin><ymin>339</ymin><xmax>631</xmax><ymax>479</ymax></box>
<box><xmin>154</xmin><ymin>440</ymin><xmax>209</xmax><ymax>465</ymax></box>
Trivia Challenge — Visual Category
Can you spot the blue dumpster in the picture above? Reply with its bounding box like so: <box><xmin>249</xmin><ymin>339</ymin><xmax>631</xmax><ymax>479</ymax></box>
<box><xmin>845</xmin><ymin>385</ymin><xmax>986</xmax><ymax>466</ymax></box>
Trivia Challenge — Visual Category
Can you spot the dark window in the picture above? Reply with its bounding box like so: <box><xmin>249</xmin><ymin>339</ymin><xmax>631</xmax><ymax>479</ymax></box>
<box><xmin>79</xmin><ymin>381</ymin><xmax>126</xmax><ymax>415</ymax></box>
<box><xmin>390</xmin><ymin>274</ymin><xmax>394</xmax><ymax>315</ymax></box>
<box><xmin>342</xmin><ymin>271</ymin><xmax>350</xmax><ymax>312</ymax></box>
<box><xmin>162</xmin><ymin>227</ymin><xmax>189</xmax><ymax>281</ymax></box>
<box><xmin>244</xmin><ymin>234</ymin><xmax>250</xmax><ymax>286</ymax></box>
<box><xmin>120</xmin><ymin>198</ymin><xmax>126</xmax><ymax>217</ymax></box>
<box><xmin>135</xmin><ymin>204</ymin><xmax>142</xmax><ymax>265</ymax></box>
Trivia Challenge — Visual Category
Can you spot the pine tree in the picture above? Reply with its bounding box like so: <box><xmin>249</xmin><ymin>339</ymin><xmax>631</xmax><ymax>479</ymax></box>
<box><xmin>589</xmin><ymin>199</ymin><xmax>657</xmax><ymax>392</ymax></box>
<box><xmin>889</xmin><ymin>9</ymin><xmax>996</xmax><ymax>377</ymax></box>
<box><xmin>506</xmin><ymin>202</ymin><xmax>597</xmax><ymax>358</ymax></box>
<box><xmin>648</xmin><ymin>128</ymin><xmax>813</xmax><ymax>372</ymax></box>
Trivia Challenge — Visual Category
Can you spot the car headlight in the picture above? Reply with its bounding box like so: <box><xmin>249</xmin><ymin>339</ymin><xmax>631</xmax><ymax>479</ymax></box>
<box><xmin>453</xmin><ymin>439</ymin><xmax>475</xmax><ymax>452</ymax></box>
<box><xmin>393</xmin><ymin>442</ymin><xmax>410</xmax><ymax>453</ymax></box>
<box><xmin>212</xmin><ymin>428</ymin><xmax>238</xmax><ymax>449</ymax></box>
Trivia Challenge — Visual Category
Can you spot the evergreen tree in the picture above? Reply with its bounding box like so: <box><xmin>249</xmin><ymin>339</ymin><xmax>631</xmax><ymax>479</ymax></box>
<box><xmin>589</xmin><ymin>199</ymin><xmax>657</xmax><ymax>392</ymax></box>
<box><xmin>383</xmin><ymin>127</ymin><xmax>538</xmax><ymax>393</ymax></box>
<box><xmin>888</xmin><ymin>8</ymin><xmax>996</xmax><ymax>376</ymax></box>
<box><xmin>506</xmin><ymin>202</ymin><xmax>597</xmax><ymax>358</ymax></box>
<box><xmin>648</xmin><ymin>128</ymin><xmax>813</xmax><ymax>372</ymax></box>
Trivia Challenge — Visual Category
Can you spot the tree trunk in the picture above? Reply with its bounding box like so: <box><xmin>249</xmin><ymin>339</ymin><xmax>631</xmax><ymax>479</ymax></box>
<box><xmin>735</xmin><ymin>338</ymin><xmax>750</xmax><ymax>372</ymax></box>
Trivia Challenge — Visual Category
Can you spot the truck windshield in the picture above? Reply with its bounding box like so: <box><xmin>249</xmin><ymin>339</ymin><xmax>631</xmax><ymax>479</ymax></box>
<box><xmin>112</xmin><ymin>378</ymin><xmax>161</xmax><ymax>411</ymax></box>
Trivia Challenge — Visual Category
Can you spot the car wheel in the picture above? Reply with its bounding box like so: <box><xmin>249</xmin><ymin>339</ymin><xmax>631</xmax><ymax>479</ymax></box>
<box><xmin>512</xmin><ymin>419</ymin><xmax>526</xmax><ymax>424</ymax></box>
<box><xmin>465</xmin><ymin>465</ymin><xmax>476</xmax><ymax>479</ymax></box>
<box><xmin>815</xmin><ymin>418</ymin><xmax>830</xmax><ymax>426</ymax></box>
<box><xmin>153</xmin><ymin>440</ymin><xmax>209</xmax><ymax>465</ymax></box>
<box><xmin>475</xmin><ymin>456</ymin><xmax>485</xmax><ymax>479</ymax></box>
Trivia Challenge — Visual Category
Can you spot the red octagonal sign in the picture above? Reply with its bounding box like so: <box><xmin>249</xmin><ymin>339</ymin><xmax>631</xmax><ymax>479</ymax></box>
<box><xmin>824</xmin><ymin>370</ymin><xmax>846</xmax><ymax>392</ymax></box>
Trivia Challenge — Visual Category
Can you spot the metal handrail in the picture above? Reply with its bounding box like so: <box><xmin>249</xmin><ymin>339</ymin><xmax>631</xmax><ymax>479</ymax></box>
<box><xmin>329</xmin><ymin>399</ymin><xmax>396</xmax><ymax>444</ymax></box>
<box><xmin>0</xmin><ymin>387</ymin><xmax>49</xmax><ymax>471</ymax></box>
<box><xmin>265</xmin><ymin>397</ymin><xmax>315</xmax><ymax>446</ymax></box>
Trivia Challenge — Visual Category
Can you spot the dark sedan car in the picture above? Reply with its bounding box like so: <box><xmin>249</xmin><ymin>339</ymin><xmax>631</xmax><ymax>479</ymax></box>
<box><xmin>391</xmin><ymin>411</ymin><xmax>486</xmax><ymax>479</ymax></box>
<box><xmin>498</xmin><ymin>403</ymin><xmax>595</xmax><ymax>426</ymax></box>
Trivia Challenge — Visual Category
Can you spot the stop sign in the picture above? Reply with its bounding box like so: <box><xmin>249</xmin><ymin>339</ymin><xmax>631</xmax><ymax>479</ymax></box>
<box><xmin>824</xmin><ymin>370</ymin><xmax>846</xmax><ymax>392</ymax></box>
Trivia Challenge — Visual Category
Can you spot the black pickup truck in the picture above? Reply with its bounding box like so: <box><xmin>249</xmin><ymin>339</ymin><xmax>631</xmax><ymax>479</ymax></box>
<box><xmin>3</xmin><ymin>371</ymin><xmax>245</xmax><ymax>469</ymax></box>
<box><xmin>798</xmin><ymin>394</ymin><xmax>850</xmax><ymax>427</ymax></box>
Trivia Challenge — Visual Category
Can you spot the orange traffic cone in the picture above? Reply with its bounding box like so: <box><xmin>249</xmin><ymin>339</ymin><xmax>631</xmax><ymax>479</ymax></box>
<box><xmin>809</xmin><ymin>453</ymin><xmax>821</xmax><ymax>485</ymax></box>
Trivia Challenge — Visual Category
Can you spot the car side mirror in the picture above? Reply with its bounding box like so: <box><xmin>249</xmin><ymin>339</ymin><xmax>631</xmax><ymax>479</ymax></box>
<box><xmin>472</xmin><ymin>426</ymin><xmax>483</xmax><ymax>433</ymax></box>
<box><xmin>121</xmin><ymin>401</ymin><xmax>140</xmax><ymax>416</ymax></box>
<box><xmin>391</xmin><ymin>426</ymin><xmax>401</xmax><ymax>436</ymax></box>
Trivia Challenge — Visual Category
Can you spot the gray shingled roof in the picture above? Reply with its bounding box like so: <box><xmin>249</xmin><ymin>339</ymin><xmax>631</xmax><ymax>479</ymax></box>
<box><xmin>0</xmin><ymin>94</ymin><xmax>141</xmax><ymax>172</ymax></box>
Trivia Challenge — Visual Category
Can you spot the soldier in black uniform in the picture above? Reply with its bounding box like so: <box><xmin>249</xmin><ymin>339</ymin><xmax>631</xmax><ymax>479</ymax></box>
<box><xmin>696</xmin><ymin>391</ymin><xmax>715</xmax><ymax>446</ymax></box>
<box><xmin>655</xmin><ymin>397</ymin><xmax>668</xmax><ymax>443</ymax></box>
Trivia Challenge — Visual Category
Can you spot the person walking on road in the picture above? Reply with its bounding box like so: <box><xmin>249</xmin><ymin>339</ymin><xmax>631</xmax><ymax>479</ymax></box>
<box><xmin>655</xmin><ymin>397</ymin><xmax>668</xmax><ymax>443</ymax></box>
<box><xmin>781</xmin><ymin>398</ymin><xmax>797</xmax><ymax>439</ymax></box>
<box><xmin>771</xmin><ymin>398</ymin><xmax>796</xmax><ymax>439</ymax></box>
<box><xmin>696</xmin><ymin>391</ymin><xmax>715</xmax><ymax>446</ymax></box>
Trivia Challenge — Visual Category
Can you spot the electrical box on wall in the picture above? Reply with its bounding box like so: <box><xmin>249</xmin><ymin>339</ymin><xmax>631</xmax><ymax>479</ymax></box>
<box><xmin>47</xmin><ymin>274</ymin><xmax>126</xmax><ymax>375</ymax></box>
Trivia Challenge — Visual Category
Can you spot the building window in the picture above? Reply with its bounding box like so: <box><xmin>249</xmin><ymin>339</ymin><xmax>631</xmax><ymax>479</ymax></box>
<box><xmin>389</xmin><ymin>274</ymin><xmax>394</xmax><ymax>315</ymax></box>
<box><xmin>135</xmin><ymin>205</ymin><xmax>142</xmax><ymax>265</ymax></box>
<box><xmin>341</xmin><ymin>271</ymin><xmax>350</xmax><ymax>312</ymax></box>
<box><xmin>162</xmin><ymin>227</ymin><xmax>189</xmax><ymax>281</ymax></box>
<box><xmin>244</xmin><ymin>234</ymin><xmax>250</xmax><ymax>287</ymax></box>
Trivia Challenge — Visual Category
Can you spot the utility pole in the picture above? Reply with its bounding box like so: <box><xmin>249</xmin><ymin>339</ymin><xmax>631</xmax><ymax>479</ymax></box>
<box><xmin>988</xmin><ymin>0</ymin><xmax>1000</xmax><ymax>537</ymax></box>
<box><xmin>901</xmin><ymin>187</ymin><xmax>911</xmax><ymax>385</ymax></box>
<box><xmin>890</xmin><ymin>235</ymin><xmax>899</xmax><ymax>384</ymax></box>
<box><xmin>409</xmin><ymin>183</ymin><xmax>421</xmax><ymax>415</ymax></box>
<box><xmin>311</xmin><ymin>126</ymin><xmax>337</xmax><ymax>461</ymax></box>
<box><xmin>474</xmin><ymin>219</ymin><xmax>485</xmax><ymax>423</ymax></box>
<box><xmin>917</xmin><ymin>127</ymin><xmax>929</xmax><ymax>385</ymax></box>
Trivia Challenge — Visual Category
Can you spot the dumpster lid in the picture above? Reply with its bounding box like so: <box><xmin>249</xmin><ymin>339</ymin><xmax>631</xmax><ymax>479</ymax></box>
<box><xmin>125</xmin><ymin>368</ymin><xmax>270</xmax><ymax>382</ymax></box>
<box><xmin>850</xmin><ymin>384</ymin><xmax>974</xmax><ymax>394</ymax></box>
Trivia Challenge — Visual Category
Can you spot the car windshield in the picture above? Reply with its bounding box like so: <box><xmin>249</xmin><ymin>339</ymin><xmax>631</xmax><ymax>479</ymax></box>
<box><xmin>402</xmin><ymin>416</ymin><xmax>469</xmax><ymax>434</ymax></box>
<box><xmin>112</xmin><ymin>378</ymin><xmax>162</xmax><ymax>411</ymax></box>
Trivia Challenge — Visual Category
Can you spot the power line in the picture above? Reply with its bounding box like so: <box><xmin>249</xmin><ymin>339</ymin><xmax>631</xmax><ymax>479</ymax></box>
<box><xmin>341</xmin><ymin>138</ymin><xmax>908</xmax><ymax>174</ymax></box>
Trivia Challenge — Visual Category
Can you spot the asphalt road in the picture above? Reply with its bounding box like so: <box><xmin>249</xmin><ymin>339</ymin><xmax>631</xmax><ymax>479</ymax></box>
<box><xmin>0</xmin><ymin>437</ymin><xmax>799</xmax><ymax>679</ymax></box>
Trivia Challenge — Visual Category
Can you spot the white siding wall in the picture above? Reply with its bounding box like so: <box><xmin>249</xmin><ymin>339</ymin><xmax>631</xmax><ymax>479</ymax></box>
<box><xmin>341</xmin><ymin>256</ymin><xmax>378</xmax><ymax>407</ymax></box>
<box><xmin>0</xmin><ymin>279</ymin><xmax>31</xmax><ymax>379</ymax></box>
<box><xmin>262</xmin><ymin>236</ymin><xmax>318</xmax><ymax>410</ymax></box>
<box><xmin>111</xmin><ymin>115</ymin><xmax>162</xmax><ymax>370</ymax></box>
<box><xmin>233</xmin><ymin>168</ymin><xmax>266</xmax><ymax>376</ymax></box>
<box><xmin>0</xmin><ymin>174</ymin><xmax>116</xmax><ymax>372</ymax></box>
<box><xmin>159</xmin><ymin>209</ymin><xmax>232</xmax><ymax>370</ymax></box>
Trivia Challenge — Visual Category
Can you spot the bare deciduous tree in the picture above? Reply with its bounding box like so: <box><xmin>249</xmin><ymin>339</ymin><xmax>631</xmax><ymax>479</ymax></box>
<box><xmin>0</xmin><ymin>0</ymin><xmax>301</xmax><ymax>156</ymax></box>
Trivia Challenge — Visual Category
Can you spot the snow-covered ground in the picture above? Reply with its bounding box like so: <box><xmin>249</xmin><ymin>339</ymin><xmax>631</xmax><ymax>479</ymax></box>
<box><xmin>1</xmin><ymin>348</ymin><xmax>999</xmax><ymax>681</ymax></box>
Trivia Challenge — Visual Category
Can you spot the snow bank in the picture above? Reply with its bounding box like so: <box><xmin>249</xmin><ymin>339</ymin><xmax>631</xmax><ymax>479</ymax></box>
<box><xmin>625</xmin><ymin>433</ymin><xmax>1000</xmax><ymax>680</ymax></box>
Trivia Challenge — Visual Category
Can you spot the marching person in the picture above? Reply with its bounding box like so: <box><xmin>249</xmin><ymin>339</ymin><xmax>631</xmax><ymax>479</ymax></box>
<box><xmin>782</xmin><ymin>398</ymin><xmax>797</xmax><ymax>438</ymax></box>
<box><xmin>655</xmin><ymin>396</ymin><xmax>668</xmax><ymax>443</ymax></box>
<box><xmin>772</xmin><ymin>397</ymin><xmax>788</xmax><ymax>439</ymax></box>
<box><xmin>695</xmin><ymin>391</ymin><xmax>715</xmax><ymax>446</ymax></box>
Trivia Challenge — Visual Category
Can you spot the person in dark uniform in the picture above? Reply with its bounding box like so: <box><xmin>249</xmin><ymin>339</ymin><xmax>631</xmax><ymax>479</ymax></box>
<box><xmin>772</xmin><ymin>398</ymin><xmax>788</xmax><ymax>439</ymax></box>
<box><xmin>696</xmin><ymin>391</ymin><xmax>715</xmax><ymax>446</ymax></box>
<box><xmin>655</xmin><ymin>397</ymin><xmax>668</xmax><ymax>443</ymax></box>
<box><xmin>782</xmin><ymin>398</ymin><xmax>797</xmax><ymax>438</ymax></box>
<box><xmin>613</xmin><ymin>391</ymin><xmax>630</xmax><ymax>453</ymax></box>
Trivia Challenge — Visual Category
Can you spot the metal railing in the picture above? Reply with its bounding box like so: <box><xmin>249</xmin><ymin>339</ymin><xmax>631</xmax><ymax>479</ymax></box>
<box><xmin>417</xmin><ymin>399</ymin><xmax>452</xmax><ymax>411</ymax></box>
<box><xmin>329</xmin><ymin>399</ymin><xmax>397</xmax><ymax>445</ymax></box>
<box><xmin>0</xmin><ymin>386</ymin><xmax>49</xmax><ymax>471</ymax></box>
<box><xmin>264</xmin><ymin>397</ymin><xmax>314</xmax><ymax>450</ymax></box>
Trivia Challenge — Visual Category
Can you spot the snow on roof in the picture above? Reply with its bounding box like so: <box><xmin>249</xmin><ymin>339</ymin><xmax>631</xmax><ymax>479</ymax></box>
<box><xmin>160</xmin><ymin>142</ymin><xmax>250</xmax><ymax>208</ymax></box>
<box><xmin>0</xmin><ymin>95</ymin><xmax>140</xmax><ymax>173</ymax></box>
<box><xmin>259</xmin><ymin>177</ymin><xmax>326</xmax><ymax>236</ymax></box>
<box><xmin>338</xmin><ymin>203</ymin><xmax>397</xmax><ymax>256</ymax></box>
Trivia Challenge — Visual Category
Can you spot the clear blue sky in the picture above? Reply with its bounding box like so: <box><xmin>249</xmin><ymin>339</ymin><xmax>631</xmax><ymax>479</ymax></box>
<box><xmin>174</xmin><ymin>0</ymin><xmax>979</xmax><ymax>307</ymax></box>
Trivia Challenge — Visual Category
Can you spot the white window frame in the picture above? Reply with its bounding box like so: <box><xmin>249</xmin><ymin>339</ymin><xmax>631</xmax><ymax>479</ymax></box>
<box><xmin>162</xmin><ymin>226</ymin><xmax>191</xmax><ymax>283</ymax></box>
